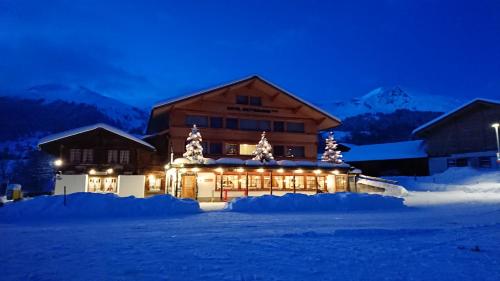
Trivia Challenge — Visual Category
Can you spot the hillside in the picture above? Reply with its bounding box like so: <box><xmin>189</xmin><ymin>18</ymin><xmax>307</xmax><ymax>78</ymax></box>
<box><xmin>320</xmin><ymin>86</ymin><xmax>462</xmax><ymax>119</ymax></box>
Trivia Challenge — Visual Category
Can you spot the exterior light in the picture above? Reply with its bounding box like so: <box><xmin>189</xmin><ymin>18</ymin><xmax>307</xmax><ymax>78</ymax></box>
<box><xmin>89</xmin><ymin>169</ymin><xmax>96</xmax><ymax>175</ymax></box>
<box><xmin>492</xmin><ymin>122</ymin><xmax>500</xmax><ymax>159</ymax></box>
<box><xmin>236</xmin><ymin>167</ymin><xmax>245</xmax><ymax>173</ymax></box>
<box><xmin>215</xmin><ymin>167</ymin><xmax>223</xmax><ymax>173</ymax></box>
<box><xmin>106</xmin><ymin>168</ymin><xmax>113</xmax><ymax>174</ymax></box>
<box><xmin>164</xmin><ymin>164</ymin><xmax>170</xmax><ymax>170</ymax></box>
<box><xmin>54</xmin><ymin>159</ymin><xmax>63</xmax><ymax>167</ymax></box>
<box><xmin>294</xmin><ymin>169</ymin><xmax>303</xmax><ymax>174</ymax></box>
<box><xmin>332</xmin><ymin>170</ymin><xmax>339</xmax><ymax>175</ymax></box>
<box><xmin>313</xmin><ymin>169</ymin><xmax>321</xmax><ymax>175</ymax></box>
<box><xmin>257</xmin><ymin>168</ymin><xmax>265</xmax><ymax>173</ymax></box>
<box><xmin>277</xmin><ymin>168</ymin><xmax>284</xmax><ymax>173</ymax></box>
<box><xmin>192</xmin><ymin>167</ymin><xmax>200</xmax><ymax>172</ymax></box>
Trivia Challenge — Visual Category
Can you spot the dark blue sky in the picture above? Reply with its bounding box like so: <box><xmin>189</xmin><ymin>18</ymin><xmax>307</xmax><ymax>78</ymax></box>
<box><xmin>1</xmin><ymin>0</ymin><xmax>499</xmax><ymax>106</ymax></box>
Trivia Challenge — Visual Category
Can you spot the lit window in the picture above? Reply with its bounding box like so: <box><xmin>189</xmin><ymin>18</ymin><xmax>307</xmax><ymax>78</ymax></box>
<box><xmin>239</xmin><ymin>144</ymin><xmax>256</xmax><ymax>155</ymax></box>
<box><xmin>147</xmin><ymin>175</ymin><xmax>162</xmax><ymax>192</ymax></box>
<box><xmin>119</xmin><ymin>150</ymin><xmax>130</xmax><ymax>164</ymax></box>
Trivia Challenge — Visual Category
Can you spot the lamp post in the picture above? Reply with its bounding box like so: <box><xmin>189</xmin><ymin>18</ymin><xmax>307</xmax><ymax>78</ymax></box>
<box><xmin>492</xmin><ymin>123</ymin><xmax>500</xmax><ymax>161</ymax></box>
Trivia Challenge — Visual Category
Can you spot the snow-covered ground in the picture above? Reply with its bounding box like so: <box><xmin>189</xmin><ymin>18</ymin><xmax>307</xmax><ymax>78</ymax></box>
<box><xmin>1</xmin><ymin>168</ymin><xmax>500</xmax><ymax>280</ymax></box>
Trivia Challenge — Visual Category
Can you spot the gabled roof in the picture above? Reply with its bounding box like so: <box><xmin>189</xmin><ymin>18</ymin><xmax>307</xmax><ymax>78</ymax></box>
<box><xmin>152</xmin><ymin>75</ymin><xmax>341</xmax><ymax>123</ymax></box>
<box><xmin>38</xmin><ymin>123</ymin><xmax>156</xmax><ymax>151</ymax></box>
<box><xmin>412</xmin><ymin>98</ymin><xmax>500</xmax><ymax>135</ymax></box>
<box><xmin>342</xmin><ymin>140</ymin><xmax>427</xmax><ymax>162</ymax></box>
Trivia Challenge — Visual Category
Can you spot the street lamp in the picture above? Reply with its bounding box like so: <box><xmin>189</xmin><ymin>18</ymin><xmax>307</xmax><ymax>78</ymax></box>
<box><xmin>492</xmin><ymin>123</ymin><xmax>500</xmax><ymax>161</ymax></box>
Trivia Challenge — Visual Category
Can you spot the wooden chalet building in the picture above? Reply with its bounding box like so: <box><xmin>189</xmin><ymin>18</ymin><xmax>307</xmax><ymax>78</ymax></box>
<box><xmin>39</xmin><ymin>75</ymin><xmax>355</xmax><ymax>201</ymax></box>
<box><xmin>412</xmin><ymin>98</ymin><xmax>500</xmax><ymax>174</ymax></box>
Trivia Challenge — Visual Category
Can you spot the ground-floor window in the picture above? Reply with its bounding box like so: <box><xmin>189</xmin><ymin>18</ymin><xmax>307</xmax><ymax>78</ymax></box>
<box><xmin>147</xmin><ymin>175</ymin><xmax>163</xmax><ymax>192</ymax></box>
<box><xmin>478</xmin><ymin>156</ymin><xmax>492</xmax><ymax>168</ymax></box>
<box><xmin>88</xmin><ymin>176</ymin><xmax>117</xmax><ymax>193</ymax></box>
<box><xmin>214</xmin><ymin>174</ymin><xmax>327</xmax><ymax>191</ymax></box>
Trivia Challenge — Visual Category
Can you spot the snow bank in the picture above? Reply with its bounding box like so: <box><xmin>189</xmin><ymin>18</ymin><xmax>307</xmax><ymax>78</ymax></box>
<box><xmin>387</xmin><ymin>167</ymin><xmax>500</xmax><ymax>193</ymax></box>
<box><xmin>0</xmin><ymin>193</ymin><xmax>200</xmax><ymax>222</ymax></box>
<box><xmin>226</xmin><ymin>193</ymin><xmax>407</xmax><ymax>213</ymax></box>
<box><xmin>356</xmin><ymin>178</ymin><xmax>408</xmax><ymax>196</ymax></box>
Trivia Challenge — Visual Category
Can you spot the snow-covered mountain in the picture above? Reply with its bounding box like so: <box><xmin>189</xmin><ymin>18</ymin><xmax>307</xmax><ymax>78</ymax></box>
<box><xmin>15</xmin><ymin>84</ymin><xmax>148</xmax><ymax>131</ymax></box>
<box><xmin>321</xmin><ymin>86</ymin><xmax>463</xmax><ymax>119</ymax></box>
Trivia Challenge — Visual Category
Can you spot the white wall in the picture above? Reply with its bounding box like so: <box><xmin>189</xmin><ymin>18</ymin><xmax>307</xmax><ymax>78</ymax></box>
<box><xmin>117</xmin><ymin>175</ymin><xmax>145</xmax><ymax>198</ymax></box>
<box><xmin>55</xmin><ymin>174</ymin><xmax>88</xmax><ymax>195</ymax></box>
<box><xmin>197</xmin><ymin>172</ymin><xmax>217</xmax><ymax>199</ymax></box>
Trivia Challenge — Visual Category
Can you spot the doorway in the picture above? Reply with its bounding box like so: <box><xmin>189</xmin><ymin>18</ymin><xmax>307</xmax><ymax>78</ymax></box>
<box><xmin>181</xmin><ymin>175</ymin><xmax>196</xmax><ymax>199</ymax></box>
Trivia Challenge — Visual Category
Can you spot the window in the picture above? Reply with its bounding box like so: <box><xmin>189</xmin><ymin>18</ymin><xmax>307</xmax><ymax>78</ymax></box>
<box><xmin>273</xmin><ymin>121</ymin><xmax>285</xmax><ymax>132</ymax></box>
<box><xmin>216</xmin><ymin>175</ymin><xmax>241</xmax><ymax>190</ymax></box>
<box><xmin>210</xmin><ymin>142</ymin><xmax>223</xmax><ymax>154</ymax></box>
<box><xmin>185</xmin><ymin>115</ymin><xmax>209</xmax><ymax>127</ymax></box>
<box><xmin>239</xmin><ymin>144</ymin><xmax>256</xmax><ymax>156</ymax></box>
<box><xmin>239</xmin><ymin>119</ymin><xmax>271</xmax><ymax>131</ymax></box>
<box><xmin>119</xmin><ymin>150</ymin><xmax>130</xmax><ymax>164</ymax></box>
<box><xmin>225</xmin><ymin>143</ymin><xmax>238</xmax><ymax>155</ymax></box>
<box><xmin>226</xmin><ymin>118</ymin><xmax>238</xmax><ymax>129</ymax></box>
<box><xmin>287</xmin><ymin>146</ymin><xmax>305</xmax><ymax>158</ymax></box>
<box><xmin>249</xmin><ymin>96</ymin><xmax>262</xmax><ymax>106</ymax></box>
<box><xmin>456</xmin><ymin>158</ymin><xmax>468</xmax><ymax>167</ymax></box>
<box><xmin>236</xmin><ymin>95</ymin><xmax>249</xmax><ymax>105</ymax></box>
<box><xmin>287</xmin><ymin>122</ymin><xmax>305</xmax><ymax>133</ymax></box>
<box><xmin>306</xmin><ymin>176</ymin><xmax>317</xmax><ymax>190</ymax></box>
<box><xmin>479</xmin><ymin>157</ymin><xmax>492</xmax><ymax>168</ymax></box>
<box><xmin>273</xmin><ymin>145</ymin><xmax>285</xmax><ymax>157</ymax></box>
<box><xmin>248</xmin><ymin>175</ymin><xmax>262</xmax><ymax>189</ymax></box>
<box><xmin>82</xmin><ymin>149</ymin><xmax>94</xmax><ymax>163</ymax></box>
<box><xmin>447</xmin><ymin>159</ymin><xmax>456</xmax><ymax>168</ymax></box>
<box><xmin>69</xmin><ymin>149</ymin><xmax>81</xmax><ymax>163</ymax></box>
<box><xmin>107</xmin><ymin>150</ymin><xmax>118</xmax><ymax>163</ymax></box>
<box><xmin>147</xmin><ymin>175</ymin><xmax>162</xmax><ymax>192</ymax></box>
<box><xmin>210</xmin><ymin>117</ymin><xmax>223</xmax><ymax>128</ymax></box>
<box><xmin>272</xmin><ymin>176</ymin><xmax>284</xmax><ymax>189</ymax></box>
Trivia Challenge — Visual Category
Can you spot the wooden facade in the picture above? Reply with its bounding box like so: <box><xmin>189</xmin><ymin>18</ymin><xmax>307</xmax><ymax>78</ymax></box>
<box><xmin>146</xmin><ymin>76</ymin><xmax>341</xmax><ymax>162</ymax></box>
<box><xmin>414</xmin><ymin>99</ymin><xmax>500</xmax><ymax>157</ymax></box>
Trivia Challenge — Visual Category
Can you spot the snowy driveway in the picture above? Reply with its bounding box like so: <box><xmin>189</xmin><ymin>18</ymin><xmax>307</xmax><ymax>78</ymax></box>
<box><xmin>1</xmin><ymin>192</ymin><xmax>500</xmax><ymax>281</ymax></box>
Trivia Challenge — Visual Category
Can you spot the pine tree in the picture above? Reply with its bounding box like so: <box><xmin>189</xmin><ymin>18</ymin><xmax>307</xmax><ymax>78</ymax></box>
<box><xmin>321</xmin><ymin>131</ymin><xmax>343</xmax><ymax>164</ymax></box>
<box><xmin>183</xmin><ymin>124</ymin><xmax>204</xmax><ymax>163</ymax></box>
<box><xmin>252</xmin><ymin>131</ymin><xmax>274</xmax><ymax>162</ymax></box>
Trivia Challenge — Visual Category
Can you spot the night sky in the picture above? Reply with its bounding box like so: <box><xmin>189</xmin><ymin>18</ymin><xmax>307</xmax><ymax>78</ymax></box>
<box><xmin>1</xmin><ymin>0</ymin><xmax>499</xmax><ymax>106</ymax></box>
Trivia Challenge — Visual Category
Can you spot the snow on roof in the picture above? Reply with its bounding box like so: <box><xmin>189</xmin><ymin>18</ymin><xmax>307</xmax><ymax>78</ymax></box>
<box><xmin>343</xmin><ymin>140</ymin><xmax>427</xmax><ymax>162</ymax></box>
<box><xmin>412</xmin><ymin>98</ymin><xmax>500</xmax><ymax>135</ymax></box>
<box><xmin>153</xmin><ymin>75</ymin><xmax>341</xmax><ymax>123</ymax></box>
<box><xmin>38</xmin><ymin>123</ymin><xmax>156</xmax><ymax>150</ymax></box>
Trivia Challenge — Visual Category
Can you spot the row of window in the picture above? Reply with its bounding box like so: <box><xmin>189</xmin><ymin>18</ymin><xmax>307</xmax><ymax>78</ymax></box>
<box><xmin>198</xmin><ymin>142</ymin><xmax>305</xmax><ymax>158</ymax></box>
<box><xmin>447</xmin><ymin>156</ymin><xmax>493</xmax><ymax>168</ymax></box>
<box><xmin>185</xmin><ymin>115</ymin><xmax>305</xmax><ymax>133</ymax></box>
<box><xmin>215</xmin><ymin>175</ymin><xmax>327</xmax><ymax>191</ymax></box>
<box><xmin>69</xmin><ymin>149</ymin><xmax>130</xmax><ymax>164</ymax></box>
